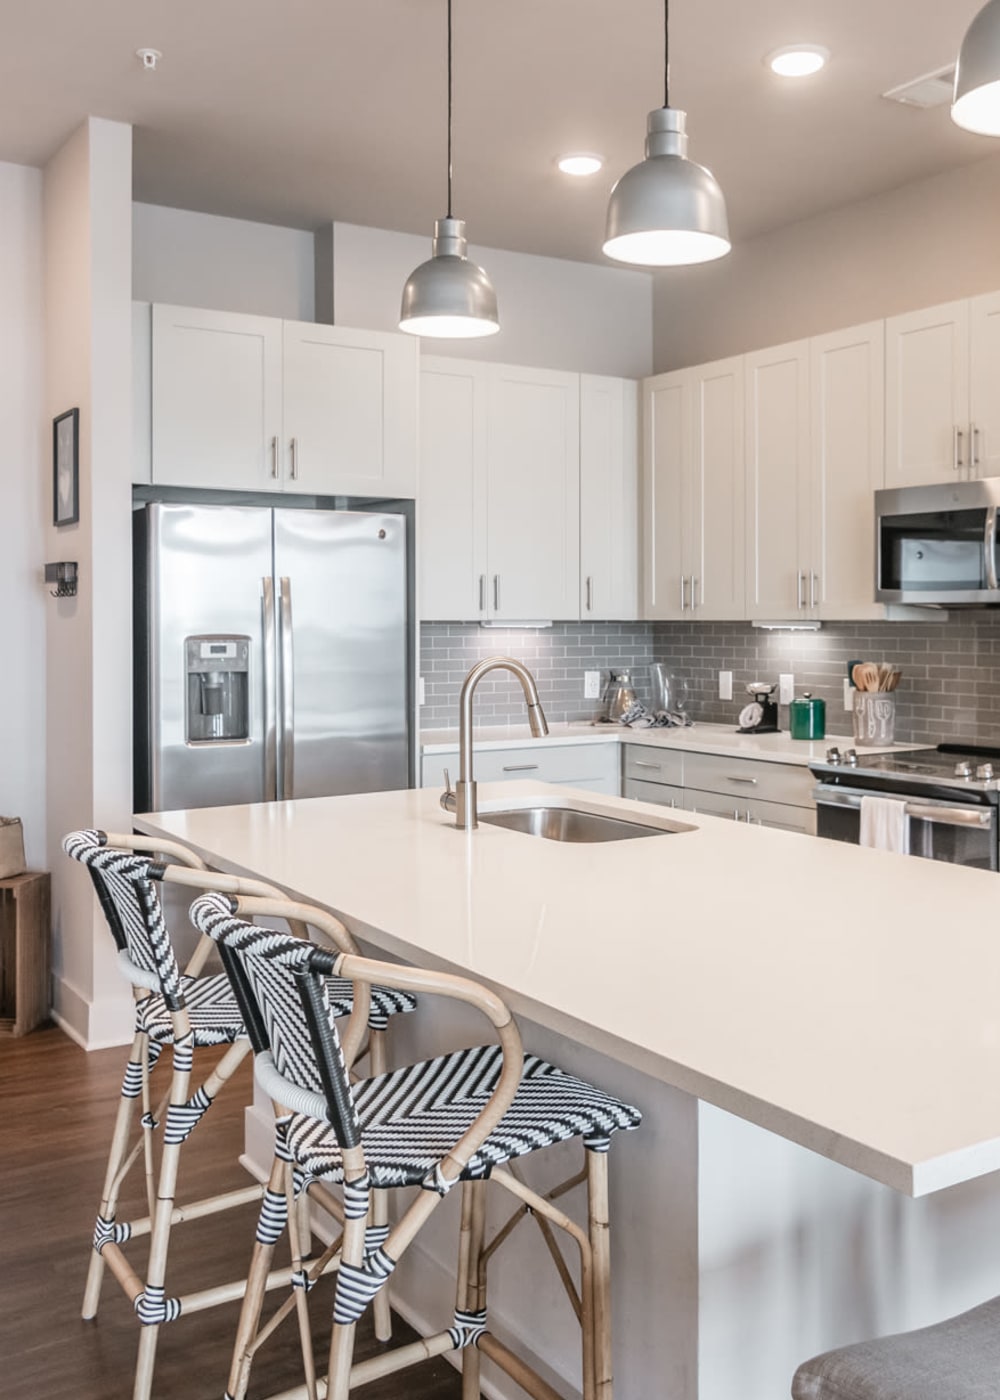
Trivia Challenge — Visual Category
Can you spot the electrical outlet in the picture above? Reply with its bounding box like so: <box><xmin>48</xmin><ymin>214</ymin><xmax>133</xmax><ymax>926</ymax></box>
<box><xmin>584</xmin><ymin>670</ymin><xmax>601</xmax><ymax>700</ymax></box>
<box><xmin>778</xmin><ymin>673</ymin><xmax>795</xmax><ymax>706</ymax></box>
<box><xmin>417</xmin><ymin>676</ymin><xmax>426</xmax><ymax>706</ymax></box>
<box><xmin>843</xmin><ymin>678</ymin><xmax>854</xmax><ymax>712</ymax></box>
<box><xmin>718</xmin><ymin>670</ymin><xmax>733</xmax><ymax>701</ymax></box>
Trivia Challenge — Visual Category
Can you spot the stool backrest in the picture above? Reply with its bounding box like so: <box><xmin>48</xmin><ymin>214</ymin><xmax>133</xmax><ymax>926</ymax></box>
<box><xmin>190</xmin><ymin>891</ymin><xmax>360</xmax><ymax>1148</ymax></box>
<box><xmin>63</xmin><ymin>829</ymin><xmax>183</xmax><ymax>1003</ymax></box>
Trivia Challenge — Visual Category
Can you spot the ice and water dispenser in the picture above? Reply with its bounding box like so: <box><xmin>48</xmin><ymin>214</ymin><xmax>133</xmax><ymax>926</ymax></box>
<box><xmin>184</xmin><ymin>636</ymin><xmax>250</xmax><ymax>742</ymax></box>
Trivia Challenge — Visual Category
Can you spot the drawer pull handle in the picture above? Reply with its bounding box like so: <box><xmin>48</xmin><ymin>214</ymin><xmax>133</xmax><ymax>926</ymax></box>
<box><xmin>633</xmin><ymin>760</ymin><xmax>661</xmax><ymax>770</ymax></box>
<box><xmin>726</xmin><ymin>775</ymin><xmax>759</xmax><ymax>785</ymax></box>
<box><xmin>502</xmin><ymin>763</ymin><xmax>539</xmax><ymax>773</ymax></box>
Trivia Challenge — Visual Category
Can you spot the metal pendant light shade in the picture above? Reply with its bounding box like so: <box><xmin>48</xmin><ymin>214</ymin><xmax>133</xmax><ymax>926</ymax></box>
<box><xmin>953</xmin><ymin>0</ymin><xmax>1000</xmax><ymax>136</ymax></box>
<box><xmin>603</xmin><ymin>108</ymin><xmax>730</xmax><ymax>265</ymax></box>
<box><xmin>400</xmin><ymin>217</ymin><xmax>499</xmax><ymax>338</ymax></box>
<box><xmin>399</xmin><ymin>0</ymin><xmax>499</xmax><ymax>338</ymax></box>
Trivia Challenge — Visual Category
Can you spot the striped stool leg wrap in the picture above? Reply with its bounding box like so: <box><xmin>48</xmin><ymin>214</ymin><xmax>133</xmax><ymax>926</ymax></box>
<box><xmin>448</xmin><ymin>1308</ymin><xmax>488</xmax><ymax>1350</ymax></box>
<box><xmin>134</xmin><ymin>1284</ymin><xmax>182</xmax><ymax>1326</ymax></box>
<box><xmin>584</xmin><ymin>1133</ymin><xmax>612</xmax><ymax>1153</ymax></box>
<box><xmin>171</xmin><ymin>1035</ymin><xmax>194</xmax><ymax>1076</ymax></box>
<box><xmin>364</xmin><ymin>1224</ymin><xmax>390</xmax><ymax>1261</ymax></box>
<box><xmin>255</xmin><ymin>1188</ymin><xmax>289</xmax><ymax>1247</ymax></box>
<box><xmin>121</xmin><ymin>1043</ymin><xmax>162</xmax><ymax>1098</ymax></box>
<box><xmin>422</xmin><ymin>1163</ymin><xmax>459</xmax><ymax>1197</ymax></box>
<box><xmin>290</xmin><ymin>1268</ymin><xmax>317</xmax><ymax>1293</ymax></box>
<box><xmin>342</xmin><ymin>1175</ymin><xmax>372</xmax><ymax>1220</ymax></box>
<box><xmin>164</xmin><ymin>1086</ymin><xmax>214</xmax><ymax>1145</ymax></box>
<box><xmin>140</xmin><ymin>1111</ymin><xmax>160</xmax><ymax>1130</ymax></box>
<box><xmin>93</xmin><ymin>1214</ymin><xmax>132</xmax><ymax>1252</ymax></box>
<box><xmin>332</xmin><ymin>1246</ymin><xmax>396</xmax><ymax>1326</ymax></box>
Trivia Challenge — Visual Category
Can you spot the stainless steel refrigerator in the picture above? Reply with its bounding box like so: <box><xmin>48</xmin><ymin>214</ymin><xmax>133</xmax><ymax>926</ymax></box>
<box><xmin>134</xmin><ymin>501</ymin><xmax>412</xmax><ymax>813</ymax></box>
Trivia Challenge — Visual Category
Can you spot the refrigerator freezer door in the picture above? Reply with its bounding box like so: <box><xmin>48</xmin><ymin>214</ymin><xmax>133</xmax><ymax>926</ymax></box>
<box><xmin>274</xmin><ymin>509</ymin><xmax>409</xmax><ymax>798</ymax></box>
<box><xmin>148</xmin><ymin>503</ymin><xmax>274</xmax><ymax>811</ymax></box>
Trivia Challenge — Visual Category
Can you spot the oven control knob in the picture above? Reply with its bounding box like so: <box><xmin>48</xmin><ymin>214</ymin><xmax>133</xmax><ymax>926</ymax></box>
<box><xmin>976</xmin><ymin>763</ymin><xmax>995</xmax><ymax>781</ymax></box>
<box><xmin>955</xmin><ymin>761</ymin><xmax>973</xmax><ymax>779</ymax></box>
<box><xmin>825</xmin><ymin>747</ymin><xmax>842</xmax><ymax>765</ymax></box>
<box><xmin>844</xmin><ymin>749</ymin><xmax>858</xmax><ymax>766</ymax></box>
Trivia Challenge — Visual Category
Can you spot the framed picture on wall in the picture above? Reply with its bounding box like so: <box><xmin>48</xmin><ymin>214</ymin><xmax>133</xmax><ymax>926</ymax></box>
<box><xmin>53</xmin><ymin>407</ymin><xmax>79</xmax><ymax>527</ymax></box>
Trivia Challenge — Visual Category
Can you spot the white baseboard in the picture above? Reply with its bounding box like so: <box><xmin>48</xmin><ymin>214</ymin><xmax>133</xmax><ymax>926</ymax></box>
<box><xmin>52</xmin><ymin>975</ymin><xmax>133</xmax><ymax>1050</ymax></box>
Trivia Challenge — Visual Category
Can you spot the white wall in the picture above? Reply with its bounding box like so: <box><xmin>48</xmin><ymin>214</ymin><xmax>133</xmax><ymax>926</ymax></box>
<box><xmin>45</xmin><ymin>118</ymin><xmax>134</xmax><ymax>1048</ymax></box>
<box><xmin>133</xmin><ymin>203</ymin><xmax>316</xmax><ymax>321</ymax></box>
<box><xmin>333</xmin><ymin>222</ymin><xmax>654</xmax><ymax>378</ymax></box>
<box><xmin>0</xmin><ymin>163</ymin><xmax>45</xmax><ymax>868</ymax></box>
<box><xmin>655</xmin><ymin>150</ymin><xmax>1000</xmax><ymax>371</ymax></box>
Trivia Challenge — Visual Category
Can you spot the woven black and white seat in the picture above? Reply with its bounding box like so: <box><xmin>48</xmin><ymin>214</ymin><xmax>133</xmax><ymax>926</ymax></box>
<box><xmin>192</xmin><ymin>889</ymin><xmax>642</xmax><ymax>1400</ymax></box>
<box><xmin>63</xmin><ymin>829</ymin><xmax>416</xmax><ymax>1400</ymax></box>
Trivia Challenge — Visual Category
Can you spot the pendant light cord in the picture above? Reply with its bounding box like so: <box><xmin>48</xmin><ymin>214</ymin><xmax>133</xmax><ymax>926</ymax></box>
<box><xmin>663</xmin><ymin>0</ymin><xmax>670</xmax><ymax>108</ymax></box>
<box><xmin>447</xmin><ymin>0</ymin><xmax>454</xmax><ymax>217</ymax></box>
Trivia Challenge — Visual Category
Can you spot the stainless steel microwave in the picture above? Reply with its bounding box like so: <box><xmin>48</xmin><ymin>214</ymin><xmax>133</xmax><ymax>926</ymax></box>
<box><xmin>875</xmin><ymin>479</ymin><xmax>1000</xmax><ymax>606</ymax></box>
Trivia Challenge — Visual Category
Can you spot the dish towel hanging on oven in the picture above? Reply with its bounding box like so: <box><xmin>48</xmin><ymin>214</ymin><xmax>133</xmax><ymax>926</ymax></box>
<box><xmin>859</xmin><ymin>796</ymin><xmax>910</xmax><ymax>854</ymax></box>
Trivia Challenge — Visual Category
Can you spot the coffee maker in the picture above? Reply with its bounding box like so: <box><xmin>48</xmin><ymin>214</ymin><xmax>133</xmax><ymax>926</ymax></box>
<box><xmin>737</xmin><ymin>681</ymin><xmax>779</xmax><ymax>734</ymax></box>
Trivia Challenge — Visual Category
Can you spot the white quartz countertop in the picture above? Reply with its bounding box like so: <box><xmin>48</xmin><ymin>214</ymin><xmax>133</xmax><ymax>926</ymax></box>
<box><xmin>420</xmin><ymin>720</ymin><xmax>921</xmax><ymax>766</ymax></box>
<box><xmin>137</xmin><ymin>783</ymin><xmax>1000</xmax><ymax>1198</ymax></box>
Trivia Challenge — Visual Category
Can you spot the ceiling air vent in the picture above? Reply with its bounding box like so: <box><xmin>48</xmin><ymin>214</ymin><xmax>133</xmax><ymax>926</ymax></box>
<box><xmin>882</xmin><ymin>64</ymin><xmax>956</xmax><ymax>109</ymax></box>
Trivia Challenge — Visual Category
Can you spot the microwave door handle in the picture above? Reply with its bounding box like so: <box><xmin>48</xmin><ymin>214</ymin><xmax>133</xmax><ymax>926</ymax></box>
<box><xmin>278</xmin><ymin>576</ymin><xmax>295</xmax><ymax>801</ymax></box>
<box><xmin>985</xmin><ymin>506</ymin><xmax>999</xmax><ymax>591</ymax></box>
<box><xmin>262</xmin><ymin>577</ymin><xmax>278</xmax><ymax>802</ymax></box>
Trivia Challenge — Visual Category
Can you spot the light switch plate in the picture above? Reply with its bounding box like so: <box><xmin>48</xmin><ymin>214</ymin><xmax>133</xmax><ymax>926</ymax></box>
<box><xmin>844</xmin><ymin>678</ymin><xmax>854</xmax><ymax>712</ymax></box>
<box><xmin>417</xmin><ymin>676</ymin><xmax>426</xmax><ymax>706</ymax></box>
<box><xmin>778</xmin><ymin>673</ymin><xmax>795</xmax><ymax>706</ymax></box>
<box><xmin>584</xmin><ymin>670</ymin><xmax>601</xmax><ymax>700</ymax></box>
<box><xmin>719</xmin><ymin>670</ymin><xmax>733</xmax><ymax>701</ymax></box>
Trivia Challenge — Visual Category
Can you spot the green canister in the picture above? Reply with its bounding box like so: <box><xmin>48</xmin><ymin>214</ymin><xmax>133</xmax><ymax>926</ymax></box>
<box><xmin>789</xmin><ymin>691</ymin><xmax>826</xmax><ymax>741</ymax></box>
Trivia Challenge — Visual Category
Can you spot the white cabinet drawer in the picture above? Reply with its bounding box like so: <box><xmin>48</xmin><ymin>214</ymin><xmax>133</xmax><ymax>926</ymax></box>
<box><xmin>422</xmin><ymin>743</ymin><xmax>619</xmax><ymax>792</ymax></box>
<box><xmin>623</xmin><ymin>778</ymin><xmax>685</xmax><ymax>808</ymax></box>
<box><xmin>681</xmin><ymin>753</ymin><xmax>813</xmax><ymax>808</ymax></box>
<box><xmin>623</xmin><ymin>747</ymin><xmax>684</xmax><ymax>787</ymax></box>
<box><xmin>683</xmin><ymin>788</ymin><xmax>815</xmax><ymax>833</ymax></box>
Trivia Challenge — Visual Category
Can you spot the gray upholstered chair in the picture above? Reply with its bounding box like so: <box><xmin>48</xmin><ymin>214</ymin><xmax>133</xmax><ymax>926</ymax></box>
<box><xmin>792</xmin><ymin>1294</ymin><xmax>1000</xmax><ymax>1399</ymax></box>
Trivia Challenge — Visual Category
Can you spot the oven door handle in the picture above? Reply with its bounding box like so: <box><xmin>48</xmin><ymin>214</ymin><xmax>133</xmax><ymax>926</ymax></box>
<box><xmin>985</xmin><ymin>505</ymin><xmax>999</xmax><ymax>592</ymax></box>
<box><xmin>814</xmin><ymin>786</ymin><xmax>993</xmax><ymax>827</ymax></box>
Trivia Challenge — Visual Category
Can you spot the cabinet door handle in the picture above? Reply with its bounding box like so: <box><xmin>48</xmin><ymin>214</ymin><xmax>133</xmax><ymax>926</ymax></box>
<box><xmin>797</xmin><ymin>570</ymin><xmax>805</xmax><ymax>609</ymax></box>
<box><xmin>810</xmin><ymin>572</ymin><xmax>818</xmax><ymax>609</ymax></box>
<box><xmin>502</xmin><ymin>763</ymin><xmax>539</xmax><ymax>773</ymax></box>
<box><xmin>586</xmin><ymin>575</ymin><xmax>594</xmax><ymax>612</ymax></box>
<box><xmin>289</xmin><ymin>437</ymin><xmax>298</xmax><ymax>480</ymax></box>
<box><xmin>972</xmin><ymin>423</ymin><xmax>981</xmax><ymax>473</ymax></box>
<box><xmin>690</xmin><ymin>575</ymin><xmax>698</xmax><ymax>609</ymax></box>
<box><xmin>954</xmin><ymin>426</ymin><xmax>964</xmax><ymax>472</ymax></box>
<box><xmin>478</xmin><ymin>574</ymin><xmax>486</xmax><ymax>613</ymax></box>
<box><xmin>680</xmin><ymin>576</ymin><xmax>688</xmax><ymax>611</ymax></box>
<box><xmin>633</xmin><ymin>760</ymin><xmax>662</xmax><ymax>770</ymax></box>
<box><xmin>493</xmin><ymin>575</ymin><xmax>501</xmax><ymax>611</ymax></box>
<box><xmin>726</xmin><ymin>775</ymin><xmax>758</xmax><ymax>785</ymax></box>
<box><xmin>270</xmin><ymin>435</ymin><xmax>279</xmax><ymax>479</ymax></box>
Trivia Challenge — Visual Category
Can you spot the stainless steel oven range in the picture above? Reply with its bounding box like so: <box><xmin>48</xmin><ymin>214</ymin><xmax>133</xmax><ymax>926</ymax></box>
<box><xmin>809</xmin><ymin>745</ymin><xmax>1000</xmax><ymax>872</ymax></box>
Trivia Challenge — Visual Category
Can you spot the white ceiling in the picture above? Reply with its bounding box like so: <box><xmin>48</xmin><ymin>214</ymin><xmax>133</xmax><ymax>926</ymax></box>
<box><xmin>0</xmin><ymin>0</ymin><xmax>995</xmax><ymax>264</ymax></box>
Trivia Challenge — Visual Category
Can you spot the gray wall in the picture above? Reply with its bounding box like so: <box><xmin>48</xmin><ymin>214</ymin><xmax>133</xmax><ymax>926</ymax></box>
<box><xmin>654</xmin><ymin>150</ymin><xmax>1000</xmax><ymax>371</ymax></box>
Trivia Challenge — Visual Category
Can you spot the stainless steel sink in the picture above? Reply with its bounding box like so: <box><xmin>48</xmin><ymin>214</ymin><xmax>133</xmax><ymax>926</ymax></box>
<box><xmin>479</xmin><ymin>805</ymin><xmax>681</xmax><ymax>843</ymax></box>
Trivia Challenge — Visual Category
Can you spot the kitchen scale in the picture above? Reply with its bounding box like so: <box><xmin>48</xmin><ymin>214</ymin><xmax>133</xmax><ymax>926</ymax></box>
<box><xmin>737</xmin><ymin>681</ymin><xmax>780</xmax><ymax>734</ymax></box>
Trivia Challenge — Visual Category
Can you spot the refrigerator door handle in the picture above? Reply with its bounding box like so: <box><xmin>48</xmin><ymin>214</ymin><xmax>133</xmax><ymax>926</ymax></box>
<box><xmin>262</xmin><ymin>576</ymin><xmax>278</xmax><ymax>801</ymax></box>
<box><xmin>279</xmin><ymin>576</ymin><xmax>295</xmax><ymax>800</ymax></box>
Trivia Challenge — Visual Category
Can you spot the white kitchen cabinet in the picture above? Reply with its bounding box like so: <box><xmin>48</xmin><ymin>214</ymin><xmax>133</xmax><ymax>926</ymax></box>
<box><xmin>150</xmin><ymin>305</ymin><xmax>417</xmax><ymax>496</ymax></box>
<box><xmin>642</xmin><ymin>358</ymin><xmax>744</xmax><ymax>622</ymax></box>
<box><xmin>282</xmin><ymin>321</ymin><xmax>418</xmax><ymax>497</ymax></box>
<box><xmin>623</xmin><ymin>777</ymin><xmax>684</xmax><ymax>808</ymax></box>
<box><xmin>885</xmin><ymin>299</ymin><xmax>970</xmax><ymax>488</ymax></box>
<box><xmin>969</xmin><ymin>291</ymin><xmax>1000</xmax><ymax>480</ymax></box>
<box><xmin>418</xmin><ymin>357</ymin><xmax>488</xmax><ymax>621</ymax></box>
<box><xmin>487</xmin><ymin>365</ymin><xmax>580</xmax><ymax>621</ymax></box>
<box><xmin>809</xmin><ymin>322</ymin><xmax>885</xmax><ymax>621</ymax></box>
<box><xmin>623</xmin><ymin>744</ymin><xmax>815</xmax><ymax>832</ymax></box>
<box><xmin>580</xmin><ymin>375</ymin><xmax>639</xmax><ymax>620</ymax></box>
<box><xmin>421</xmin><ymin>742</ymin><xmax>619</xmax><ymax>796</ymax></box>
<box><xmin>133</xmin><ymin>302</ymin><xmax>152</xmax><ymax>485</ymax></box>
<box><xmin>745</xmin><ymin>340</ymin><xmax>811</xmax><ymax>618</ymax></box>
<box><xmin>152</xmin><ymin>304</ymin><xmax>283</xmax><ymax>492</ymax></box>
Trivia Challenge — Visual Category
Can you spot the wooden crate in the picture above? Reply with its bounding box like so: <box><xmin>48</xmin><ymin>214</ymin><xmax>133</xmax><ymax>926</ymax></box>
<box><xmin>0</xmin><ymin>872</ymin><xmax>51</xmax><ymax>1036</ymax></box>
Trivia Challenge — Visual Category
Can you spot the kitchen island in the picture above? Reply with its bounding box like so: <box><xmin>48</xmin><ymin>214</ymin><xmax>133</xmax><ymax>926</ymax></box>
<box><xmin>136</xmin><ymin>784</ymin><xmax>1000</xmax><ymax>1400</ymax></box>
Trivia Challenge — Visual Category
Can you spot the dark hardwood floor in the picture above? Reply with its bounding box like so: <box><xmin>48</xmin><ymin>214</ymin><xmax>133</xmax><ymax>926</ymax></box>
<box><xmin>0</xmin><ymin>1026</ymin><xmax>462</xmax><ymax>1399</ymax></box>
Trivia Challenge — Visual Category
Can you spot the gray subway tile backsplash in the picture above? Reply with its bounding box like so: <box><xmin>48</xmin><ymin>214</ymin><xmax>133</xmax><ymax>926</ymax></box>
<box><xmin>420</xmin><ymin>616</ymin><xmax>999</xmax><ymax>744</ymax></box>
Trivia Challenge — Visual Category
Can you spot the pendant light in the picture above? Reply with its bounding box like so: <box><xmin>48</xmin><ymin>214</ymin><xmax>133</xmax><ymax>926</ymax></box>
<box><xmin>400</xmin><ymin>0</ymin><xmax>499</xmax><ymax>338</ymax></box>
<box><xmin>953</xmin><ymin>0</ymin><xmax>1000</xmax><ymax>136</ymax></box>
<box><xmin>604</xmin><ymin>0</ymin><xmax>730</xmax><ymax>266</ymax></box>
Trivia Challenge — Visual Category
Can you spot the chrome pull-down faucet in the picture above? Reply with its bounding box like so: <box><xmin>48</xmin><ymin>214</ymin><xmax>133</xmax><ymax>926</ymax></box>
<box><xmin>440</xmin><ymin>656</ymin><xmax>549</xmax><ymax>830</ymax></box>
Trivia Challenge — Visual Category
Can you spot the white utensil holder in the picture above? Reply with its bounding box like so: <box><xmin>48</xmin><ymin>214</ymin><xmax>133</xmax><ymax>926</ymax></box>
<box><xmin>853</xmin><ymin>693</ymin><xmax>895</xmax><ymax>746</ymax></box>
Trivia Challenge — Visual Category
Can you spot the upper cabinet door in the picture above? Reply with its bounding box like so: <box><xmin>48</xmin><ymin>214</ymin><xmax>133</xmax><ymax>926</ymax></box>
<box><xmin>885</xmin><ymin>300</ymin><xmax>970</xmax><ymax>488</ymax></box>
<box><xmin>642</xmin><ymin>370</ymin><xmax>689</xmax><ymax>620</ymax></box>
<box><xmin>580</xmin><ymin>375</ymin><xmax>639</xmax><ymax>621</ymax></box>
<box><xmin>282</xmin><ymin>323</ymin><xmax>418</xmax><ymax>497</ymax></box>
<box><xmin>969</xmin><ymin>291</ymin><xmax>1000</xmax><ymax>480</ymax></box>
<box><xmin>418</xmin><ymin>358</ymin><xmax>488</xmax><ymax>622</ymax></box>
<box><xmin>151</xmin><ymin>305</ymin><xmax>283</xmax><ymax>491</ymax></box>
<box><xmin>810</xmin><ymin>322</ymin><xmax>885</xmax><ymax>621</ymax></box>
<box><xmin>486</xmin><ymin>366</ymin><xmax>580</xmax><ymax>621</ymax></box>
<box><xmin>689</xmin><ymin>357</ymin><xmax>745</xmax><ymax>620</ymax></box>
<box><xmin>745</xmin><ymin>341</ymin><xmax>811</xmax><ymax>619</ymax></box>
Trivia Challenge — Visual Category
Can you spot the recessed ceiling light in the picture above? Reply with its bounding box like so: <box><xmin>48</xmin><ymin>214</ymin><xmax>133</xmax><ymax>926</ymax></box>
<box><xmin>766</xmin><ymin>45</ymin><xmax>830</xmax><ymax>78</ymax></box>
<box><xmin>557</xmin><ymin>153</ymin><xmax>604</xmax><ymax>177</ymax></box>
